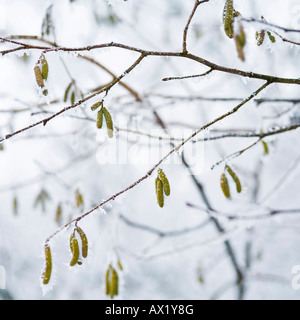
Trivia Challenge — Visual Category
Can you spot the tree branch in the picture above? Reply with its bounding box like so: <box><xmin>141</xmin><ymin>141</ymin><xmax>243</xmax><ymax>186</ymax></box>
<box><xmin>119</xmin><ymin>213</ymin><xmax>210</xmax><ymax>238</ymax></box>
<box><xmin>182</xmin><ymin>0</ymin><xmax>210</xmax><ymax>54</ymax></box>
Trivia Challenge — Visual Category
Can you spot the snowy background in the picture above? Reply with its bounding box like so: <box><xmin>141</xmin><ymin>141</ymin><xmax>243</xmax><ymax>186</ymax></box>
<box><xmin>0</xmin><ymin>0</ymin><xmax>300</xmax><ymax>300</ymax></box>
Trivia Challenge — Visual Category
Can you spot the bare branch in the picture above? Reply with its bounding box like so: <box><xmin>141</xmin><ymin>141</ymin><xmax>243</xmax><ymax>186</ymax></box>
<box><xmin>211</xmin><ymin>138</ymin><xmax>262</xmax><ymax>169</ymax></box>
<box><xmin>119</xmin><ymin>213</ymin><xmax>210</xmax><ymax>238</ymax></box>
<box><xmin>162</xmin><ymin>68</ymin><xmax>213</xmax><ymax>82</ymax></box>
<box><xmin>187</xmin><ymin>203</ymin><xmax>300</xmax><ymax>221</ymax></box>
<box><xmin>1</xmin><ymin>37</ymin><xmax>299</xmax><ymax>85</ymax></box>
<box><xmin>182</xmin><ymin>0</ymin><xmax>210</xmax><ymax>53</ymax></box>
<box><xmin>242</xmin><ymin>17</ymin><xmax>300</xmax><ymax>33</ymax></box>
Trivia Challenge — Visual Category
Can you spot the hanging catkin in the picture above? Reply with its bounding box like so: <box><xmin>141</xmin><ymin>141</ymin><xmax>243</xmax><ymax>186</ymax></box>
<box><xmin>105</xmin><ymin>265</ymin><xmax>119</xmax><ymax>299</ymax></box>
<box><xmin>34</xmin><ymin>66</ymin><xmax>45</xmax><ymax>88</ymax></box>
<box><xmin>40</xmin><ymin>54</ymin><xmax>49</xmax><ymax>80</ymax></box>
<box><xmin>102</xmin><ymin>107</ymin><xmax>114</xmax><ymax>138</ymax></box>
<box><xmin>76</xmin><ymin>227</ymin><xmax>88</xmax><ymax>259</ymax></box>
<box><xmin>220</xmin><ymin>173</ymin><xmax>231</xmax><ymax>198</ymax></box>
<box><xmin>70</xmin><ymin>236</ymin><xmax>80</xmax><ymax>267</ymax></box>
<box><xmin>91</xmin><ymin>101</ymin><xmax>103</xmax><ymax>111</ymax></box>
<box><xmin>223</xmin><ymin>0</ymin><xmax>234</xmax><ymax>39</ymax></box>
<box><xmin>234</xmin><ymin>21</ymin><xmax>246</xmax><ymax>61</ymax></box>
<box><xmin>155</xmin><ymin>177</ymin><xmax>164</xmax><ymax>208</ymax></box>
<box><xmin>226</xmin><ymin>166</ymin><xmax>242</xmax><ymax>193</ymax></box>
<box><xmin>256</xmin><ymin>30</ymin><xmax>265</xmax><ymax>46</ymax></box>
<box><xmin>158</xmin><ymin>169</ymin><xmax>170</xmax><ymax>196</ymax></box>
<box><xmin>96</xmin><ymin>108</ymin><xmax>104</xmax><ymax>129</ymax></box>
<box><xmin>42</xmin><ymin>245</ymin><xmax>52</xmax><ymax>285</ymax></box>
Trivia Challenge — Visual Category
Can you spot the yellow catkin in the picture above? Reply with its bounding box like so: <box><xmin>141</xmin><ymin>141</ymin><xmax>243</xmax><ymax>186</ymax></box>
<box><xmin>42</xmin><ymin>245</ymin><xmax>52</xmax><ymax>285</ymax></box>
<box><xmin>256</xmin><ymin>30</ymin><xmax>265</xmax><ymax>46</ymax></box>
<box><xmin>262</xmin><ymin>140</ymin><xmax>269</xmax><ymax>155</ymax></box>
<box><xmin>226</xmin><ymin>166</ymin><xmax>242</xmax><ymax>193</ymax></box>
<box><xmin>155</xmin><ymin>177</ymin><xmax>164</xmax><ymax>208</ymax></box>
<box><xmin>34</xmin><ymin>65</ymin><xmax>45</xmax><ymax>88</ymax></box>
<box><xmin>267</xmin><ymin>31</ymin><xmax>276</xmax><ymax>43</ymax></box>
<box><xmin>70</xmin><ymin>237</ymin><xmax>80</xmax><ymax>267</ymax></box>
<box><xmin>233</xmin><ymin>10</ymin><xmax>240</xmax><ymax>18</ymax></box>
<box><xmin>111</xmin><ymin>268</ymin><xmax>119</xmax><ymax>299</ymax></box>
<box><xmin>91</xmin><ymin>101</ymin><xmax>103</xmax><ymax>111</ymax></box>
<box><xmin>40</xmin><ymin>54</ymin><xmax>49</xmax><ymax>80</ymax></box>
<box><xmin>105</xmin><ymin>265</ymin><xmax>119</xmax><ymax>299</ymax></box>
<box><xmin>158</xmin><ymin>169</ymin><xmax>170</xmax><ymax>196</ymax></box>
<box><xmin>96</xmin><ymin>108</ymin><xmax>104</xmax><ymax>129</ymax></box>
<box><xmin>76</xmin><ymin>227</ymin><xmax>88</xmax><ymax>259</ymax></box>
<box><xmin>75</xmin><ymin>189</ymin><xmax>84</xmax><ymax>209</ymax></box>
<box><xmin>220</xmin><ymin>173</ymin><xmax>231</xmax><ymax>199</ymax></box>
<box><xmin>71</xmin><ymin>91</ymin><xmax>76</xmax><ymax>105</ymax></box>
<box><xmin>117</xmin><ymin>259</ymin><xmax>123</xmax><ymax>271</ymax></box>
<box><xmin>55</xmin><ymin>203</ymin><xmax>62</xmax><ymax>225</ymax></box>
<box><xmin>69</xmin><ymin>234</ymin><xmax>74</xmax><ymax>252</ymax></box>
<box><xmin>223</xmin><ymin>0</ymin><xmax>234</xmax><ymax>39</ymax></box>
<box><xmin>64</xmin><ymin>82</ymin><xmax>73</xmax><ymax>102</ymax></box>
<box><xmin>13</xmin><ymin>197</ymin><xmax>18</xmax><ymax>215</ymax></box>
<box><xmin>102</xmin><ymin>107</ymin><xmax>114</xmax><ymax>138</ymax></box>
<box><xmin>234</xmin><ymin>21</ymin><xmax>246</xmax><ymax>61</ymax></box>
<box><xmin>105</xmin><ymin>267</ymin><xmax>111</xmax><ymax>296</ymax></box>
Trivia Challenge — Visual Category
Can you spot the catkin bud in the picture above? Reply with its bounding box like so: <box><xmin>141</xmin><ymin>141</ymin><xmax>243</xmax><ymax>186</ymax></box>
<box><xmin>105</xmin><ymin>265</ymin><xmax>119</xmax><ymax>299</ymax></box>
<box><xmin>70</xmin><ymin>237</ymin><xmax>80</xmax><ymax>267</ymax></box>
<box><xmin>155</xmin><ymin>177</ymin><xmax>164</xmax><ymax>208</ymax></box>
<box><xmin>42</xmin><ymin>245</ymin><xmax>52</xmax><ymax>285</ymax></box>
<box><xmin>106</xmin><ymin>266</ymin><xmax>111</xmax><ymax>296</ymax></box>
<box><xmin>256</xmin><ymin>30</ymin><xmax>265</xmax><ymax>46</ymax></box>
<box><xmin>111</xmin><ymin>268</ymin><xmax>119</xmax><ymax>299</ymax></box>
<box><xmin>117</xmin><ymin>259</ymin><xmax>123</xmax><ymax>271</ymax></box>
<box><xmin>96</xmin><ymin>108</ymin><xmax>104</xmax><ymax>129</ymax></box>
<box><xmin>267</xmin><ymin>31</ymin><xmax>276</xmax><ymax>43</ymax></box>
<box><xmin>55</xmin><ymin>203</ymin><xmax>62</xmax><ymax>225</ymax></box>
<box><xmin>91</xmin><ymin>101</ymin><xmax>103</xmax><ymax>111</ymax></box>
<box><xmin>34</xmin><ymin>65</ymin><xmax>45</xmax><ymax>88</ymax></box>
<box><xmin>226</xmin><ymin>166</ymin><xmax>242</xmax><ymax>193</ymax></box>
<box><xmin>76</xmin><ymin>227</ymin><xmax>88</xmax><ymax>259</ymax></box>
<box><xmin>220</xmin><ymin>173</ymin><xmax>231</xmax><ymax>199</ymax></box>
<box><xmin>233</xmin><ymin>10</ymin><xmax>240</xmax><ymax>18</ymax></box>
<box><xmin>75</xmin><ymin>189</ymin><xmax>84</xmax><ymax>209</ymax></box>
<box><xmin>40</xmin><ymin>54</ymin><xmax>49</xmax><ymax>80</ymax></box>
<box><xmin>69</xmin><ymin>234</ymin><xmax>74</xmax><ymax>253</ymax></box>
<box><xmin>158</xmin><ymin>169</ymin><xmax>170</xmax><ymax>196</ymax></box>
<box><xmin>13</xmin><ymin>197</ymin><xmax>18</xmax><ymax>215</ymax></box>
<box><xmin>234</xmin><ymin>21</ymin><xmax>246</xmax><ymax>61</ymax></box>
<box><xmin>262</xmin><ymin>140</ymin><xmax>269</xmax><ymax>155</ymax></box>
<box><xmin>223</xmin><ymin>0</ymin><xmax>234</xmax><ymax>39</ymax></box>
<box><xmin>64</xmin><ymin>82</ymin><xmax>73</xmax><ymax>102</ymax></box>
<box><xmin>71</xmin><ymin>91</ymin><xmax>76</xmax><ymax>105</ymax></box>
<box><xmin>102</xmin><ymin>107</ymin><xmax>114</xmax><ymax>138</ymax></box>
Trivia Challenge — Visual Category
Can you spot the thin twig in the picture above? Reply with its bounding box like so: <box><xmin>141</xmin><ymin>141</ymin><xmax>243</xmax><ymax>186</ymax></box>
<box><xmin>119</xmin><ymin>213</ymin><xmax>210</xmax><ymax>238</ymax></box>
<box><xmin>162</xmin><ymin>68</ymin><xmax>213</xmax><ymax>82</ymax></box>
<box><xmin>1</xmin><ymin>37</ymin><xmax>299</xmax><ymax>85</ymax></box>
<box><xmin>211</xmin><ymin>138</ymin><xmax>262</xmax><ymax>169</ymax></box>
<box><xmin>182</xmin><ymin>0</ymin><xmax>210</xmax><ymax>53</ymax></box>
<box><xmin>242</xmin><ymin>18</ymin><xmax>300</xmax><ymax>33</ymax></box>
<box><xmin>187</xmin><ymin>202</ymin><xmax>300</xmax><ymax>221</ymax></box>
